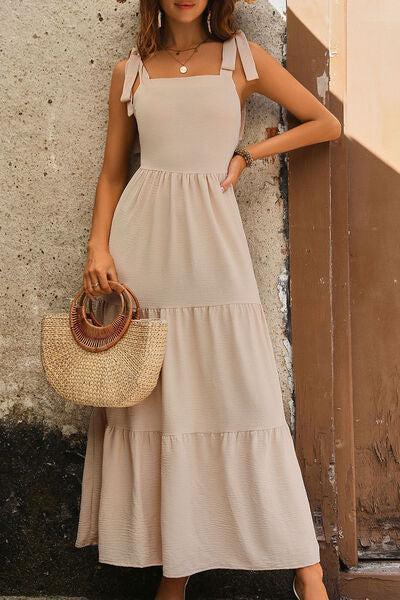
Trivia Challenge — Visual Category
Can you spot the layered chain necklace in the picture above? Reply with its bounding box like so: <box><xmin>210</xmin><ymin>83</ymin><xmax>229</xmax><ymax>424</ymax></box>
<box><xmin>162</xmin><ymin>35</ymin><xmax>211</xmax><ymax>74</ymax></box>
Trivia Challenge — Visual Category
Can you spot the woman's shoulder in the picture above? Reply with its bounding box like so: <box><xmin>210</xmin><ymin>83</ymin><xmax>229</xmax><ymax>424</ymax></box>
<box><xmin>112</xmin><ymin>45</ymin><xmax>140</xmax><ymax>73</ymax></box>
<box><xmin>233</xmin><ymin>32</ymin><xmax>272</xmax><ymax>82</ymax></box>
<box><xmin>107</xmin><ymin>58</ymin><xmax>131</xmax><ymax>100</ymax></box>
<box><xmin>234</xmin><ymin>30</ymin><xmax>271</xmax><ymax>62</ymax></box>
<box><xmin>113</xmin><ymin>58</ymin><xmax>129</xmax><ymax>75</ymax></box>
<box><xmin>246</xmin><ymin>38</ymin><xmax>275</xmax><ymax>74</ymax></box>
<box><xmin>109</xmin><ymin>59</ymin><xmax>128</xmax><ymax>90</ymax></box>
<box><xmin>112</xmin><ymin>48</ymin><xmax>140</xmax><ymax>79</ymax></box>
<box><xmin>247</xmin><ymin>39</ymin><xmax>268</xmax><ymax>58</ymax></box>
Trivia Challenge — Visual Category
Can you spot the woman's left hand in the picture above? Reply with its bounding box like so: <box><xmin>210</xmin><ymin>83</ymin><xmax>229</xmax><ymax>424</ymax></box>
<box><xmin>219</xmin><ymin>154</ymin><xmax>248</xmax><ymax>192</ymax></box>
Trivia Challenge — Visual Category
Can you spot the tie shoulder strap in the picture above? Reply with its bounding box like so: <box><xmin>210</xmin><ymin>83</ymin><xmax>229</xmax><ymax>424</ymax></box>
<box><xmin>220</xmin><ymin>28</ymin><xmax>259</xmax><ymax>81</ymax></box>
<box><xmin>120</xmin><ymin>46</ymin><xmax>145</xmax><ymax>117</ymax></box>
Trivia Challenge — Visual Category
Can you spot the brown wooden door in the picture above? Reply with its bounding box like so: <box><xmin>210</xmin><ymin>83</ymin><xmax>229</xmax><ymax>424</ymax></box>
<box><xmin>287</xmin><ymin>2</ymin><xmax>400</xmax><ymax>598</ymax></box>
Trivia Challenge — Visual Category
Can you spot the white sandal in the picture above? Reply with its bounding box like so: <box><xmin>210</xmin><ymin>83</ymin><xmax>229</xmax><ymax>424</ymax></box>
<box><xmin>293</xmin><ymin>574</ymin><xmax>301</xmax><ymax>599</ymax></box>
<box><xmin>184</xmin><ymin>576</ymin><xmax>190</xmax><ymax>599</ymax></box>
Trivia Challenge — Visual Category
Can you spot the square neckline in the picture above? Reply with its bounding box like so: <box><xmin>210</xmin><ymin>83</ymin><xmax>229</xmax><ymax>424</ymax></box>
<box><xmin>140</xmin><ymin>37</ymin><xmax>231</xmax><ymax>82</ymax></box>
<box><xmin>132</xmin><ymin>37</ymin><xmax>244</xmax><ymax>112</ymax></box>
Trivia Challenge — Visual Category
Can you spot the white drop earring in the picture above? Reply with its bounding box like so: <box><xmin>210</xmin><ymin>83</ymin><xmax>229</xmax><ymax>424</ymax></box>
<box><xmin>158</xmin><ymin>9</ymin><xmax>162</xmax><ymax>28</ymax></box>
<box><xmin>207</xmin><ymin>9</ymin><xmax>212</xmax><ymax>34</ymax></box>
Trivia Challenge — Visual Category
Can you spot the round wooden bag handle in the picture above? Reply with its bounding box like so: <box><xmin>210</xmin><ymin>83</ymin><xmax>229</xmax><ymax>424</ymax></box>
<box><xmin>69</xmin><ymin>280</ymin><xmax>142</xmax><ymax>352</ymax></box>
<box><xmin>86</xmin><ymin>282</ymin><xmax>142</xmax><ymax>323</ymax></box>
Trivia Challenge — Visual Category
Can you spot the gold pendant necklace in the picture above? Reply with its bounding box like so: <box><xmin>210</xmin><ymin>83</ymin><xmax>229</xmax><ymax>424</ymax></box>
<box><xmin>163</xmin><ymin>36</ymin><xmax>210</xmax><ymax>74</ymax></box>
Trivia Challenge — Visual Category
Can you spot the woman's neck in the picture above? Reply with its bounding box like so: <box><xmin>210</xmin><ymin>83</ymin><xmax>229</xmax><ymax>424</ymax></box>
<box><xmin>160</xmin><ymin>21</ymin><xmax>209</xmax><ymax>51</ymax></box>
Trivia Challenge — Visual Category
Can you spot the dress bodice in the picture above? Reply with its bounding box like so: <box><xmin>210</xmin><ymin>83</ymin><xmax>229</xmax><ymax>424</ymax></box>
<box><xmin>120</xmin><ymin>29</ymin><xmax>259</xmax><ymax>174</ymax></box>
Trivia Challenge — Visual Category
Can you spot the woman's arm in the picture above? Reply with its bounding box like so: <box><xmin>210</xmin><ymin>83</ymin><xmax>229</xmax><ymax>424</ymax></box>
<box><xmin>246</xmin><ymin>41</ymin><xmax>342</xmax><ymax>160</ymax></box>
<box><xmin>84</xmin><ymin>59</ymin><xmax>138</xmax><ymax>297</ymax></box>
<box><xmin>220</xmin><ymin>41</ymin><xmax>341</xmax><ymax>190</ymax></box>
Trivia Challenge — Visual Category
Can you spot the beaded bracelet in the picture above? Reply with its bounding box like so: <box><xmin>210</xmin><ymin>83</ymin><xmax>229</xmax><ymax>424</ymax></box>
<box><xmin>233</xmin><ymin>145</ymin><xmax>254</xmax><ymax>168</ymax></box>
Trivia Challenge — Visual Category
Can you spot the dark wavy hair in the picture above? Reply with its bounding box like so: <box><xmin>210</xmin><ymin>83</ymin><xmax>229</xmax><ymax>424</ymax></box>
<box><xmin>135</xmin><ymin>0</ymin><xmax>249</xmax><ymax>61</ymax></box>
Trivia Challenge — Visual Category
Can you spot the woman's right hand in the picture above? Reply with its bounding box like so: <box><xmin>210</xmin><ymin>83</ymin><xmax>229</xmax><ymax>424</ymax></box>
<box><xmin>83</xmin><ymin>243</ymin><xmax>119</xmax><ymax>299</ymax></box>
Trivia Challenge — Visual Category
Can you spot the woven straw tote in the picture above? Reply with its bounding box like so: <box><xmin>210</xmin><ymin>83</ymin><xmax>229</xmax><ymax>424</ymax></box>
<box><xmin>40</xmin><ymin>280</ymin><xmax>168</xmax><ymax>407</ymax></box>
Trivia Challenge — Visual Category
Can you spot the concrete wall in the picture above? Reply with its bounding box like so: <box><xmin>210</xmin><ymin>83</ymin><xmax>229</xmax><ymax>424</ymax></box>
<box><xmin>1</xmin><ymin>1</ymin><xmax>291</xmax><ymax>597</ymax></box>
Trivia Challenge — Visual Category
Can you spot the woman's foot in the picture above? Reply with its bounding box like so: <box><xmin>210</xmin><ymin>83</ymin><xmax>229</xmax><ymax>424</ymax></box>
<box><xmin>294</xmin><ymin>562</ymin><xmax>329</xmax><ymax>599</ymax></box>
<box><xmin>155</xmin><ymin>575</ymin><xmax>189</xmax><ymax>600</ymax></box>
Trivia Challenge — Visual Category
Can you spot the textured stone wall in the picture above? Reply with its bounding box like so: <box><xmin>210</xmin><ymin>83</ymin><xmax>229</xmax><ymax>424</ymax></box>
<box><xmin>0</xmin><ymin>1</ymin><xmax>289</xmax><ymax>597</ymax></box>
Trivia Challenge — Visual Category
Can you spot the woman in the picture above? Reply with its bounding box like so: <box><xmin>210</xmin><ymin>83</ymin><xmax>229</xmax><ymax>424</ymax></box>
<box><xmin>75</xmin><ymin>1</ymin><xmax>340</xmax><ymax>599</ymax></box>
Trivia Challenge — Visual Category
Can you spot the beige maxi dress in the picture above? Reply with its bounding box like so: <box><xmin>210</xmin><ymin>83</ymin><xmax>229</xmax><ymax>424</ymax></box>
<box><xmin>74</xmin><ymin>28</ymin><xmax>320</xmax><ymax>577</ymax></box>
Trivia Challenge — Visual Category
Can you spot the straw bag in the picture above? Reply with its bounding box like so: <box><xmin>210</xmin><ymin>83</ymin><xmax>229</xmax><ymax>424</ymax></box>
<box><xmin>40</xmin><ymin>281</ymin><xmax>168</xmax><ymax>407</ymax></box>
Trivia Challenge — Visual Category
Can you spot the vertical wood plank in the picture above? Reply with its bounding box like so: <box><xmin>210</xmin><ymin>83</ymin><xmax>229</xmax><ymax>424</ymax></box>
<box><xmin>329</xmin><ymin>0</ymin><xmax>358</xmax><ymax>567</ymax></box>
<box><xmin>286</xmin><ymin>4</ymin><xmax>341</xmax><ymax>592</ymax></box>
